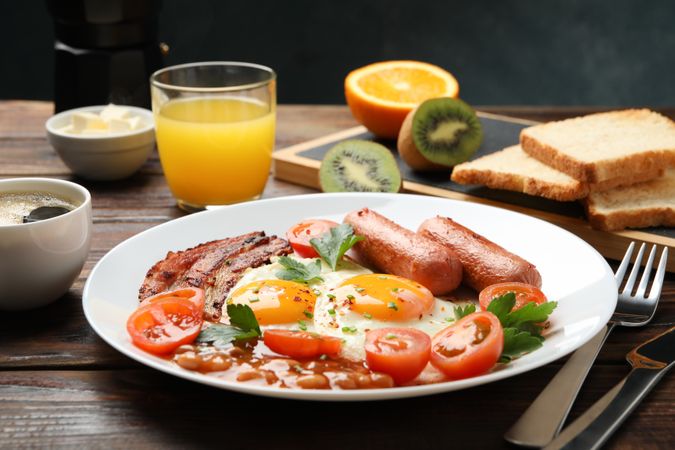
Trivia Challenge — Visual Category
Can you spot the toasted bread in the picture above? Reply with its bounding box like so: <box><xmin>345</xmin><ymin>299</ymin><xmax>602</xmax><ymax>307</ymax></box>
<box><xmin>451</xmin><ymin>145</ymin><xmax>587</xmax><ymax>201</ymax></box>
<box><xmin>585</xmin><ymin>168</ymin><xmax>675</xmax><ymax>231</ymax></box>
<box><xmin>520</xmin><ymin>109</ymin><xmax>675</xmax><ymax>183</ymax></box>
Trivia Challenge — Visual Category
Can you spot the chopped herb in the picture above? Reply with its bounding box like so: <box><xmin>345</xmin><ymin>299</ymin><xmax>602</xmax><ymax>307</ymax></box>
<box><xmin>453</xmin><ymin>304</ymin><xmax>476</xmax><ymax>320</ymax></box>
<box><xmin>195</xmin><ymin>304</ymin><xmax>261</xmax><ymax>346</ymax></box>
<box><xmin>355</xmin><ymin>287</ymin><xmax>365</xmax><ymax>293</ymax></box>
<box><xmin>249</xmin><ymin>297</ymin><xmax>260</xmax><ymax>303</ymax></box>
<box><xmin>303</xmin><ymin>310</ymin><xmax>314</xmax><ymax>319</ymax></box>
<box><xmin>342</xmin><ymin>326</ymin><xmax>357</xmax><ymax>334</ymax></box>
<box><xmin>310</xmin><ymin>223</ymin><xmax>364</xmax><ymax>270</ymax></box>
<box><xmin>346</xmin><ymin>294</ymin><xmax>355</xmax><ymax>301</ymax></box>
<box><xmin>275</xmin><ymin>256</ymin><xmax>323</xmax><ymax>284</ymax></box>
<box><xmin>363</xmin><ymin>313</ymin><xmax>373</xmax><ymax>320</ymax></box>
<box><xmin>385</xmin><ymin>333</ymin><xmax>397</xmax><ymax>339</ymax></box>
<box><xmin>391</xmin><ymin>287</ymin><xmax>400</xmax><ymax>293</ymax></box>
<box><xmin>378</xmin><ymin>276</ymin><xmax>388</xmax><ymax>280</ymax></box>
<box><xmin>387</xmin><ymin>301</ymin><xmax>399</xmax><ymax>311</ymax></box>
<box><xmin>328</xmin><ymin>309</ymin><xmax>336</xmax><ymax>316</ymax></box>
<box><xmin>445</xmin><ymin>317</ymin><xmax>455</xmax><ymax>322</ymax></box>
<box><xmin>327</xmin><ymin>293</ymin><xmax>336</xmax><ymax>300</ymax></box>
<box><xmin>298</xmin><ymin>320</ymin><xmax>308</xmax><ymax>331</ymax></box>
<box><xmin>252</xmin><ymin>287</ymin><xmax>260</xmax><ymax>294</ymax></box>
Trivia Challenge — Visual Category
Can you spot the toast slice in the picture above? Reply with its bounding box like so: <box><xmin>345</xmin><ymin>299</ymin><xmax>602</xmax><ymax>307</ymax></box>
<box><xmin>520</xmin><ymin>109</ymin><xmax>675</xmax><ymax>183</ymax></box>
<box><xmin>585</xmin><ymin>168</ymin><xmax>675</xmax><ymax>231</ymax></box>
<box><xmin>451</xmin><ymin>145</ymin><xmax>587</xmax><ymax>201</ymax></box>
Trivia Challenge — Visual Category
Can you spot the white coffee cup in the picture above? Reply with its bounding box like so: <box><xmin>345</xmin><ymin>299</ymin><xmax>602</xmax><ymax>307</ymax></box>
<box><xmin>0</xmin><ymin>178</ymin><xmax>92</xmax><ymax>310</ymax></box>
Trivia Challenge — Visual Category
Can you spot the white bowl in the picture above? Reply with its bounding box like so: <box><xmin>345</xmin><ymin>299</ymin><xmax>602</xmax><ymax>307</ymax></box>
<box><xmin>46</xmin><ymin>105</ymin><xmax>155</xmax><ymax>181</ymax></box>
<box><xmin>0</xmin><ymin>178</ymin><xmax>92</xmax><ymax>310</ymax></box>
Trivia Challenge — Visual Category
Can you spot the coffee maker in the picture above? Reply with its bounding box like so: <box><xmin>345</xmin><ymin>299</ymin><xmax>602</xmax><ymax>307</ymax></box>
<box><xmin>46</xmin><ymin>0</ymin><xmax>165</xmax><ymax>112</ymax></box>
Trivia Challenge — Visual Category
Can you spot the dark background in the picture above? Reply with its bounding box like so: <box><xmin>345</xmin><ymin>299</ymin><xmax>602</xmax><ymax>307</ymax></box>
<box><xmin>3</xmin><ymin>0</ymin><xmax>675</xmax><ymax>105</ymax></box>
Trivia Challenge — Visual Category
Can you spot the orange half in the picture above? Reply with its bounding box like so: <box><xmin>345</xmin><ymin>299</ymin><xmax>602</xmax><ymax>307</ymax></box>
<box><xmin>345</xmin><ymin>61</ymin><xmax>459</xmax><ymax>139</ymax></box>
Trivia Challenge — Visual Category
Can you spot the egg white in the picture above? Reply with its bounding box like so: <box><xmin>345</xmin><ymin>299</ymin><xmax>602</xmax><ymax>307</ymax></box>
<box><xmin>226</xmin><ymin>255</ymin><xmax>474</xmax><ymax>361</ymax></box>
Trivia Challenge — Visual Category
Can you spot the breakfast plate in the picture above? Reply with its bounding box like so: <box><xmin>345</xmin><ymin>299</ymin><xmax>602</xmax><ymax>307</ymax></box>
<box><xmin>83</xmin><ymin>193</ymin><xmax>616</xmax><ymax>400</ymax></box>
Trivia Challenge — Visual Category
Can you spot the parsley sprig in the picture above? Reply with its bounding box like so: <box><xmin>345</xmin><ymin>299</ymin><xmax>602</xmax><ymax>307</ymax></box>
<box><xmin>275</xmin><ymin>256</ymin><xmax>323</xmax><ymax>284</ymax></box>
<box><xmin>195</xmin><ymin>304</ymin><xmax>261</xmax><ymax>347</ymax></box>
<box><xmin>310</xmin><ymin>223</ymin><xmax>364</xmax><ymax>270</ymax></box>
<box><xmin>485</xmin><ymin>292</ymin><xmax>557</xmax><ymax>362</ymax></box>
<box><xmin>453</xmin><ymin>304</ymin><xmax>476</xmax><ymax>320</ymax></box>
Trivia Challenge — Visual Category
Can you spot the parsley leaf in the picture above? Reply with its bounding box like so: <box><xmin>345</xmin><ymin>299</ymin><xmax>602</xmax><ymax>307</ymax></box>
<box><xmin>453</xmin><ymin>304</ymin><xmax>476</xmax><ymax>320</ymax></box>
<box><xmin>486</xmin><ymin>292</ymin><xmax>516</xmax><ymax>321</ymax></box>
<box><xmin>275</xmin><ymin>256</ymin><xmax>323</xmax><ymax>284</ymax></box>
<box><xmin>500</xmin><ymin>328</ymin><xmax>544</xmax><ymax>362</ymax></box>
<box><xmin>310</xmin><ymin>223</ymin><xmax>364</xmax><ymax>271</ymax></box>
<box><xmin>485</xmin><ymin>291</ymin><xmax>557</xmax><ymax>362</ymax></box>
<box><xmin>195</xmin><ymin>304</ymin><xmax>261</xmax><ymax>347</ymax></box>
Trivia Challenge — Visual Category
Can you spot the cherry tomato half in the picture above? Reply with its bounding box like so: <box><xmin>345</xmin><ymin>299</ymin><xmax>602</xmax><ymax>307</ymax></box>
<box><xmin>286</xmin><ymin>219</ymin><xmax>339</xmax><ymax>258</ymax></box>
<box><xmin>365</xmin><ymin>328</ymin><xmax>431</xmax><ymax>384</ymax></box>
<box><xmin>479</xmin><ymin>282</ymin><xmax>547</xmax><ymax>312</ymax></box>
<box><xmin>263</xmin><ymin>329</ymin><xmax>342</xmax><ymax>359</ymax></box>
<box><xmin>430</xmin><ymin>311</ymin><xmax>503</xmax><ymax>380</ymax></box>
<box><xmin>127</xmin><ymin>297</ymin><xmax>203</xmax><ymax>355</ymax></box>
<box><xmin>140</xmin><ymin>287</ymin><xmax>205</xmax><ymax>316</ymax></box>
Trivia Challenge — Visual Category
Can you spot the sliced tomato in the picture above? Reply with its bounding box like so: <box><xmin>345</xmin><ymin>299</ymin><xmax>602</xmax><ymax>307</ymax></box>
<box><xmin>430</xmin><ymin>311</ymin><xmax>503</xmax><ymax>380</ymax></box>
<box><xmin>479</xmin><ymin>282</ymin><xmax>547</xmax><ymax>312</ymax></box>
<box><xmin>365</xmin><ymin>328</ymin><xmax>431</xmax><ymax>384</ymax></box>
<box><xmin>127</xmin><ymin>297</ymin><xmax>203</xmax><ymax>355</ymax></box>
<box><xmin>286</xmin><ymin>219</ymin><xmax>339</xmax><ymax>258</ymax></box>
<box><xmin>140</xmin><ymin>287</ymin><xmax>205</xmax><ymax>316</ymax></box>
<box><xmin>263</xmin><ymin>329</ymin><xmax>342</xmax><ymax>359</ymax></box>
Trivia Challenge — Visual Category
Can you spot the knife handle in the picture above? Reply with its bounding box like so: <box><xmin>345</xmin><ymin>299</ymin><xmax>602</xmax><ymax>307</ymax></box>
<box><xmin>504</xmin><ymin>324</ymin><xmax>614</xmax><ymax>447</ymax></box>
<box><xmin>544</xmin><ymin>367</ymin><xmax>672</xmax><ymax>450</ymax></box>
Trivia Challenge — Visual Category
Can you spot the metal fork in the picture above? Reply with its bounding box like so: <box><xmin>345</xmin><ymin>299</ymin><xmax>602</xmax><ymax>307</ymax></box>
<box><xmin>504</xmin><ymin>242</ymin><xmax>669</xmax><ymax>448</ymax></box>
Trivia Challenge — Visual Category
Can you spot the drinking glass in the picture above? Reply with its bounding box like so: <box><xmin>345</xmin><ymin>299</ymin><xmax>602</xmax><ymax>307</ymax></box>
<box><xmin>150</xmin><ymin>62</ymin><xmax>276</xmax><ymax>211</ymax></box>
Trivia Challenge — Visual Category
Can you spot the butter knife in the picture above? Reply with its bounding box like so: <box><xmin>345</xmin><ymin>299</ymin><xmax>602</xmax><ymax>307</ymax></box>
<box><xmin>544</xmin><ymin>326</ymin><xmax>675</xmax><ymax>450</ymax></box>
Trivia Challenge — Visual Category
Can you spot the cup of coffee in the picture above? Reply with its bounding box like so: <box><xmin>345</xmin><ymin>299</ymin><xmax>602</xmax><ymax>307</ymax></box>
<box><xmin>0</xmin><ymin>178</ymin><xmax>92</xmax><ymax>310</ymax></box>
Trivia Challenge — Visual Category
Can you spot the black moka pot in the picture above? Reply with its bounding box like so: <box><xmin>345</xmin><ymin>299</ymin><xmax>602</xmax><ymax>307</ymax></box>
<box><xmin>46</xmin><ymin>0</ymin><xmax>165</xmax><ymax>112</ymax></box>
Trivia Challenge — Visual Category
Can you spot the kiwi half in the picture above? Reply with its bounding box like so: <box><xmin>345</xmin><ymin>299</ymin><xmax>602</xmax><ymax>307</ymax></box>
<box><xmin>319</xmin><ymin>140</ymin><xmax>402</xmax><ymax>193</ymax></box>
<box><xmin>411</xmin><ymin>97</ymin><xmax>482</xmax><ymax>167</ymax></box>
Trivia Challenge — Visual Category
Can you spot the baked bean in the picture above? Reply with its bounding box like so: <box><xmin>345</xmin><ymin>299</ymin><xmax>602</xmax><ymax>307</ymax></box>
<box><xmin>237</xmin><ymin>370</ymin><xmax>263</xmax><ymax>382</ymax></box>
<box><xmin>175</xmin><ymin>352</ymin><xmax>201</xmax><ymax>371</ymax></box>
<box><xmin>200</xmin><ymin>355</ymin><xmax>232</xmax><ymax>372</ymax></box>
<box><xmin>174</xmin><ymin>344</ymin><xmax>195</xmax><ymax>355</ymax></box>
<box><xmin>263</xmin><ymin>370</ymin><xmax>279</xmax><ymax>385</ymax></box>
<box><xmin>296</xmin><ymin>374</ymin><xmax>329</xmax><ymax>389</ymax></box>
<box><xmin>332</xmin><ymin>372</ymin><xmax>359</xmax><ymax>390</ymax></box>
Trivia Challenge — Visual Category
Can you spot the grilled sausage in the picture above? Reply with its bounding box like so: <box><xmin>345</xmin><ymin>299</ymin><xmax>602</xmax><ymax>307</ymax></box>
<box><xmin>343</xmin><ymin>208</ymin><xmax>462</xmax><ymax>295</ymax></box>
<box><xmin>418</xmin><ymin>216</ymin><xmax>542</xmax><ymax>292</ymax></box>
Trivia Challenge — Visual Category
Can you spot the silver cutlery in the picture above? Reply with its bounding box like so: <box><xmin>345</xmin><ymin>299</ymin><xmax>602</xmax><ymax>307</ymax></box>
<box><xmin>544</xmin><ymin>325</ymin><xmax>675</xmax><ymax>450</ymax></box>
<box><xmin>504</xmin><ymin>242</ymin><xmax>669</xmax><ymax>447</ymax></box>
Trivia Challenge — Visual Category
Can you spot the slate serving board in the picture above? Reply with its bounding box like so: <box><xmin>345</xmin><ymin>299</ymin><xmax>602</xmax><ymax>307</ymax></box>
<box><xmin>272</xmin><ymin>112</ymin><xmax>674</xmax><ymax>270</ymax></box>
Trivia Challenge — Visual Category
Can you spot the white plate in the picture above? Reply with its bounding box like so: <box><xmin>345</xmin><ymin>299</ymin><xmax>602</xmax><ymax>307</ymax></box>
<box><xmin>83</xmin><ymin>193</ymin><xmax>616</xmax><ymax>401</ymax></box>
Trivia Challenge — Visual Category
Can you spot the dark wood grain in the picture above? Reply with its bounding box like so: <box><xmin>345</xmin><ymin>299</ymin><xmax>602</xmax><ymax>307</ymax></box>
<box><xmin>0</xmin><ymin>101</ymin><xmax>673</xmax><ymax>449</ymax></box>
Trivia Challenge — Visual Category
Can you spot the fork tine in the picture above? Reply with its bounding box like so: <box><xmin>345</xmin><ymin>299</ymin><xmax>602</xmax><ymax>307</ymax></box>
<box><xmin>634</xmin><ymin>245</ymin><xmax>657</xmax><ymax>297</ymax></box>
<box><xmin>615</xmin><ymin>241</ymin><xmax>635</xmax><ymax>286</ymax></box>
<box><xmin>621</xmin><ymin>242</ymin><xmax>646</xmax><ymax>295</ymax></box>
<box><xmin>648</xmin><ymin>247</ymin><xmax>669</xmax><ymax>299</ymax></box>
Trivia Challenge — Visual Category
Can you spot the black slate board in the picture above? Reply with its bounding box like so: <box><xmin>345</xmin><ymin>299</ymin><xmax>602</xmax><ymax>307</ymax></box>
<box><xmin>296</xmin><ymin>116</ymin><xmax>673</xmax><ymax>238</ymax></box>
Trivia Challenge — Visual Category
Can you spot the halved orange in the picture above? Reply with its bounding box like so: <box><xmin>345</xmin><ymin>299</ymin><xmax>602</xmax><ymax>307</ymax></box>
<box><xmin>345</xmin><ymin>61</ymin><xmax>459</xmax><ymax>139</ymax></box>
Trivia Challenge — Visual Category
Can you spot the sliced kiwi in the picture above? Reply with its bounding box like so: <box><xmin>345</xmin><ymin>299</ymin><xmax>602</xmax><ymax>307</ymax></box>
<box><xmin>319</xmin><ymin>140</ymin><xmax>402</xmax><ymax>193</ymax></box>
<box><xmin>411</xmin><ymin>97</ymin><xmax>482</xmax><ymax>167</ymax></box>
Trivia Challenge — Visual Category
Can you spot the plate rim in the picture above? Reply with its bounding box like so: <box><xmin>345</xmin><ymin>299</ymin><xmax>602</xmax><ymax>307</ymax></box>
<box><xmin>83</xmin><ymin>192</ymin><xmax>617</xmax><ymax>401</ymax></box>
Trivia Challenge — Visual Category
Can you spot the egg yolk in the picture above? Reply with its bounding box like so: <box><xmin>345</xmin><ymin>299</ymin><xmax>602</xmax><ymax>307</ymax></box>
<box><xmin>228</xmin><ymin>280</ymin><xmax>316</xmax><ymax>324</ymax></box>
<box><xmin>337</xmin><ymin>274</ymin><xmax>434</xmax><ymax>321</ymax></box>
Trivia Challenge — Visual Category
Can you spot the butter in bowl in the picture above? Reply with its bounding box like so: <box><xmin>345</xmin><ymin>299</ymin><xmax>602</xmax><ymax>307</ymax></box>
<box><xmin>46</xmin><ymin>104</ymin><xmax>155</xmax><ymax>181</ymax></box>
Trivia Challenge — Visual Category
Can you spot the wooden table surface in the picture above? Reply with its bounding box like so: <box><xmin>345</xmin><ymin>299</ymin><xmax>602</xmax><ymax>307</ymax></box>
<box><xmin>0</xmin><ymin>101</ymin><xmax>673</xmax><ymax>449</ymax></box>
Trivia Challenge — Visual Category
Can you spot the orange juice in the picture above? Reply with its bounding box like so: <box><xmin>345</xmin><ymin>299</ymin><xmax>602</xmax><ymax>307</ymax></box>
<box><xmin>154</xmin><ymin>97</ymin><xmax>275</xmax><ymax>207</ymax></box>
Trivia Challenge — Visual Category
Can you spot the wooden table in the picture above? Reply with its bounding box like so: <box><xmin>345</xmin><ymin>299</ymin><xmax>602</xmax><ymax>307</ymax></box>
<box><xmin>1</xmin><ymin>101</ymin><xmax>673</xmax><ymax>449</ymax></box>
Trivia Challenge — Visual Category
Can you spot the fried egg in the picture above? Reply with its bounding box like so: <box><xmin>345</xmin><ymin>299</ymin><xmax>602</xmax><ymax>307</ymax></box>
<box><xmin>225</xmin><ymin>256</ymin><xmax>473</xmax><ymax>360</ymax></box>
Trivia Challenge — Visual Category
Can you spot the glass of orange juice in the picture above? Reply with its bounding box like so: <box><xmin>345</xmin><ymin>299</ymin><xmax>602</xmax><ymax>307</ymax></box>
<box><xmin>150</xmin><ymin>62</ymin><xmax>276</xmax><ymax>211</ymax></box>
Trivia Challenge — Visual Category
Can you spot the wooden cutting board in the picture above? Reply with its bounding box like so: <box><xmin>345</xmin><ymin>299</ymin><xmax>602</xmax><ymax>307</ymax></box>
<box><xmin>273</xmin><ymin>112</ymin><xmax>674</xmax><ymax>272</ymax></box>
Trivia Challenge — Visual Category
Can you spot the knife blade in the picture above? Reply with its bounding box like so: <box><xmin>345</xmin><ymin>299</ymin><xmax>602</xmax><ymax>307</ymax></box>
<box><xmin>544</xmin><ymin>326</ymin><xmax>675</xmax><ymax>450</ymax></box>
